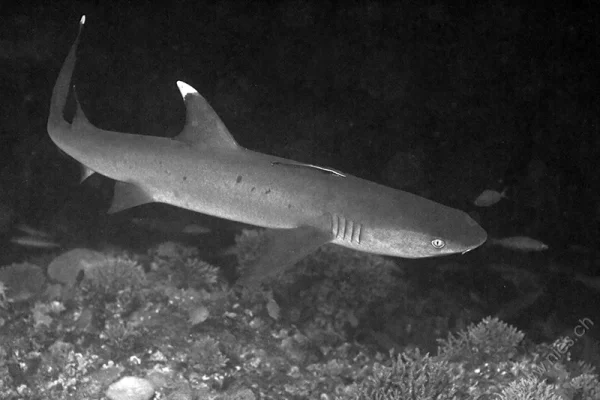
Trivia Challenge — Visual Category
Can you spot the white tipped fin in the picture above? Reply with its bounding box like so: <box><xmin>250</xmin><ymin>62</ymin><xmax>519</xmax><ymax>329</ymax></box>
<box><xmin>47</xmin><ymin>16</ymin><xmax>86</xmax><ymax>136</ymax></box>
<box><xmin>177</xmin><ymin>81</ymin><xmax>196</xmax><ymax>98</ymax></box>
<box><xmin>175</xmin><ymin>81</ymin><xmax>239</xmax><ymax>149</ymax></box>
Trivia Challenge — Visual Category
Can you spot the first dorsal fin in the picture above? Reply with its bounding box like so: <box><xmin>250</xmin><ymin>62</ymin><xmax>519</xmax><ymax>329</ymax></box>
<box><xmin>175</xmin><ymin>81</ymin><xmax>239</xmax><ymax>150</ymax></box>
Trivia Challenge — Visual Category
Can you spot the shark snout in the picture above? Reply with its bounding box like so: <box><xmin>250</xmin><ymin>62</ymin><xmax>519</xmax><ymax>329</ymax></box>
<box><xmin>462</xmin><ymin>214</ymin><xmax>488</xmax><ymax>251</ymax></box>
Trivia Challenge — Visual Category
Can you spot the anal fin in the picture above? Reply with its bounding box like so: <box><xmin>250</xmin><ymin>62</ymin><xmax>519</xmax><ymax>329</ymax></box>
<box><xmin>108</xmin><ymin>182</ymin><xmax>154</xmax><ymax>214</ymax></box>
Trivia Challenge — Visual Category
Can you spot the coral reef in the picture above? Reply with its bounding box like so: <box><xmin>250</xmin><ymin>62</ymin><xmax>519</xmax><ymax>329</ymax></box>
<box><xmin>0</xmin><ymin>262</ymin><xmax>45</xmax><ymax>302</ymax></box>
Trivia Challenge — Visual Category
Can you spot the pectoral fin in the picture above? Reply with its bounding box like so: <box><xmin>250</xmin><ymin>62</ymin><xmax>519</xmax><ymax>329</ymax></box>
<box><xmin>108</xmin><ymin>182</ymin><xmax>154</xmax><ymax>213</ymax></box>
<box><xmin>237</xmin><ymin>225</ymin><xmax>334</xmax><ymax>288</ymax></box>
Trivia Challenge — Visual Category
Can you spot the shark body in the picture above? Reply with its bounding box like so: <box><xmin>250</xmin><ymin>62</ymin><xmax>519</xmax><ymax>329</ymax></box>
<box><xmin>48</xmin><ymin>17</ymin><xmax>487</xmax><ymax>286</ymax></box>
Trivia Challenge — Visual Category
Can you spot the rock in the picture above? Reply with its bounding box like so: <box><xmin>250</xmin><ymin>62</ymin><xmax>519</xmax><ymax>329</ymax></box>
<box><xmin>166</xmin><ymin>384</ymin><xmax>193</xmax><ymax>400</ymax></box>
<box><xmin>106</xmin><ymin>376</ymin><xmax>155</xmax><ymax>400</ymax></box>
<box><xmin>47</xmin><ymin>248</ymin><xmax>106</xmax><ymax>287</ymax></box>
<box><xmin>0</xmin><ymin>262</ymin><xmax>45</xmax><ymax>302</ymax></box>
<box><xmin>87</xmin><ymin>365</ymin><xmax>124</xmax><ymax>387</ymax></box>
<box><xmin>228</xmin><ymin>388</ymin><xmax>256</xmax><ymax>400</ymax></box>
<box><xmin>189</xmin><ymin>305</ymin><xmax>210</xmax><ymax>325</ymax></box>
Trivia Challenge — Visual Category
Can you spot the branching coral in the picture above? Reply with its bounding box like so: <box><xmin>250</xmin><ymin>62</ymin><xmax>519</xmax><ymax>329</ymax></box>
<box><xmin>181</xmin><ymin>259</ymin><xmax>222</xmax><ymax>291</ymax></box>
<box><xmin>496</xmin><ymin>377</ymin><xmax>563</xmax><ymax>400</ymax></box>
<box><xmin>231</xmin><ymin>229</ymin><xmax>268</xmax><ymax>273</ymax></box>
<box><xmin>187</xmin><ymin>335</ymin><xmax>228</xmax><ymax>375</ymax></box>
<box><xmin>291</xmin><ymin>245</ymin><xmax>405</xmax><ymax>341</ymax></box>
<box><xmin>148</xmin><ymin>241</ymin><xmax>223</xmax><ymax>291</ymax></box>
<box><xmin>345</xmin><ymin>349</ymin><xmax>456</xmax><ymax>400</ymax></box>
<box><xmin>32</xmin><ymin>301</ymin><xmax>65</xmax><ymax>329</ymax></box>
<box><xmin>81</xmin><ymin>255</ymin><xmax>146</xmax><ymax>296</ymax></box>
<box><xmin>148</xmin><ymin>241</ymin><xmax>199</xmax><ymax>265</ymax></box>
<box><xmin>567</xmin><ymin>373</ymin><xmax>600</xmax><ymax>398</ymax></box>
<box><xmin>437</xmin><ymin>316</ymin><xmax>525</xmax><ymax>363</ymax></box>
<box><xmin>233</xmin><ymin>229</ymin><xmax>407</xmax><ymax>344</ymax></box>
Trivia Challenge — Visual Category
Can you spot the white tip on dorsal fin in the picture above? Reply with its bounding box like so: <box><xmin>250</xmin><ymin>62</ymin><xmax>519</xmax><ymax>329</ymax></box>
<box><xmin>175</xmin><ymin>81</ymin><xmax>239</xmax><ymax>149</ymax></box>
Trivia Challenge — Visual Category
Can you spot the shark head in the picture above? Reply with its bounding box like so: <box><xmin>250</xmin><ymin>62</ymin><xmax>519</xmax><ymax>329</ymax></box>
<box><xmin>411</xmin><ymin>210</ymin><xmax>488</xmax><ymax>257</ymax></box>
<box><xmin>356</xmin><ymin>192</ymin><xmax>488</xmax><ymax>258</ymax></box>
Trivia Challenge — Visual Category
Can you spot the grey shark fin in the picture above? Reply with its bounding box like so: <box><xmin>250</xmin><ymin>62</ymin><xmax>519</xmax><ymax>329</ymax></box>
<box><xmin>174</xmin><ymin>81</ymin><xmax>239</xmax><ymax>150</ymax></box>
<box><xmin>108</xmin><ymin>182</ymin><xmax>154</xmax><ymax>213</ymax></box>
<box><xmin>71</xmin><ymin>86</ymin><xmax>92</xmax><ymax>130</ymax></box>
<box><xmin>69</xmin><ymin>88</ymin><xmax>96</xmax><ymax>183</ymax></box>
<box><xmin>237</xmin><ymin>225</ymin><xmax>334</xmax><ymax>288</ymax></box>
<box><xmin>79</xmin><ymin>165</ymin><xmax>95</xmax><ymax>183</ymax></box>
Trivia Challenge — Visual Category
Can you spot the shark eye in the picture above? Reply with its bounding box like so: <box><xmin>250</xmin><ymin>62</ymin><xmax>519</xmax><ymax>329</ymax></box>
<box><xmin>431</xmin><ymin>238</ymin><xmax>446</xmax><ymax>249</ymax></box>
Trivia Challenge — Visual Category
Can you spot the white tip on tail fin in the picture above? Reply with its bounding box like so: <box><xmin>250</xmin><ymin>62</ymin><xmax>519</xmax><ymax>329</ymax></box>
<box><xmin>47</xmin><ymin>16</ymin><xmax>86</xmax><ymax>137</ymax></box>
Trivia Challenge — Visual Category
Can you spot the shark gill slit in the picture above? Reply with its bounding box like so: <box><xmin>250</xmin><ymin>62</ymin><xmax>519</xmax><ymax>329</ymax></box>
<box><xmin>345</xmin><ymin>220</ymin><xmax>353</xmax><ymax>241</ymax></box>
<box><xmin>352</xmin><ymin>222</ymin><xmax>362</xmax><ymax>244</ymax></box>
<box><xmin>339</xmin><ymin>215</ymin><xmax>346</xmax><ymax>238</ymax></box>
<box><xmin>331</xmin><ymin>214</ymin><xmax>361</xmax><ymax>244</ymax></box>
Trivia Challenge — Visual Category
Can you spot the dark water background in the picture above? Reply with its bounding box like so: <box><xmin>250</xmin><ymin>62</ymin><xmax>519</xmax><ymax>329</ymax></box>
<box><xmin>0</xmin><ymin>0</ymin><xmax>598</xmax><ymax>341</ymax></box>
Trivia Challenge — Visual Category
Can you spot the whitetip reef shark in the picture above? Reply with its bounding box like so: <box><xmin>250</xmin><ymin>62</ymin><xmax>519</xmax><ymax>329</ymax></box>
<box><xmin>47</xmin><ymin>16</ymin><xmax>487</xmax><ymax>287</ymax></box>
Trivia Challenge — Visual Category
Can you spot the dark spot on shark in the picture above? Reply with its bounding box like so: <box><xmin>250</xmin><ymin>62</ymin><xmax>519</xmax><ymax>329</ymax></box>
<box><xmin>183</xmin><ymin>176</ymin><xmax>187</xmax><ymax>181</ymax></box>
<box><xmin>264</xmin><ymin>189</ymin><xmax>271</xmax><ymax>194</ymax></box>
<box><xmin>251</xmin><ymin>187</ymin><xmax>256</xmax><ymax>192</ymax></box>
<box><xmin>236</xmin><ymin>175</ymin><xmax>242</xmax><ymax>184</ymax></box>
<box><xmin>288</xmin><ymin>203</ymin><xmax>292</xmax><ymax>209</ymax></box>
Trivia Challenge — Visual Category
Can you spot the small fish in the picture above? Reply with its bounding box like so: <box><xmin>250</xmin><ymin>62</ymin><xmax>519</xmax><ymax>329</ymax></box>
<box><xmin>473</xmin><ymin>188</ymin><xmax>508</xmax><ymax>207</ymax></box>
<box><xmin>131</xmin><ymin>217</ymin><xmax>210</xmax><ymax>235</ymax></box>
<box><xmin>489</xmin><ymin>236</ymin><xmax>548</xmax><ymax>252</ymax></box>
<box><xmin>10</xmin><ymin>236</ymin><xmax>61</xmax><ymax>249</ymax></box>
<box><xmin>574</xmin><ymin>273</ymin><xmax>600</xmax><ymax>292</ymax></box>
<box><xmin>181</xmin><ymin>224</ymin><xmax>211</xmax><ymax>235</ymax></box>
<box><xmin>15</xmin><ymin>223</ymin><xmax>53</xmax><ymax>238</ymax></box>
<box><xmin>264</xmin><ymin>290</ymin><xmax>280</xmax><ymax>320</ymax></box>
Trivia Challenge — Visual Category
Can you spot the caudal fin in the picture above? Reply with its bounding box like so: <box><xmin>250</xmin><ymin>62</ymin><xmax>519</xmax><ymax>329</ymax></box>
<box><xmin>47</xmin><ymin>16</ymin><xmax>86</xmax><ymax>136</ymax></box>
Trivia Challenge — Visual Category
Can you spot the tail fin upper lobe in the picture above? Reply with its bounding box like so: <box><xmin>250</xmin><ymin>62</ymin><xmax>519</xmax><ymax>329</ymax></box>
<box><xmin>47</xmin><ymin>16</ymin><xmax>86</xmax><ymax>137</ymax></box>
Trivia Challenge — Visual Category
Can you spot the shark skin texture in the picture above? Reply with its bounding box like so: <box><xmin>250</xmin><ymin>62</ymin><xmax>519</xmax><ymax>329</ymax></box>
<box><xmin>47</xmin><ymin>17</ymin><xmax>487</xmax><ymax>287</ymax></box>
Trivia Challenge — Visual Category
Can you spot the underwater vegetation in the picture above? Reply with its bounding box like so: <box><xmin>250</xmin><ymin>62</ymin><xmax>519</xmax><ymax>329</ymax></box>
<box><xmin>341</xmin><ymin>317</ymin><xmax>600</xmax><ymax>400</ymax></box>
<box><xmin>0</xmin><ymin>234</ymin><xmax>599</xmax><ymax>399</ymax></box>
<box><xmin>80</xmin><ymin>255</ymin><xmax>146</xmax><ymax>297</ymax></box>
